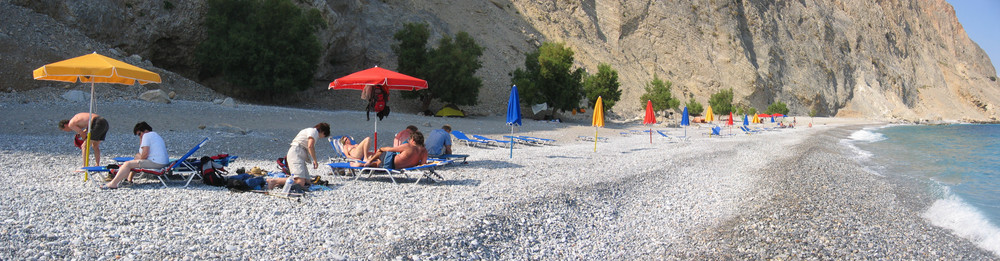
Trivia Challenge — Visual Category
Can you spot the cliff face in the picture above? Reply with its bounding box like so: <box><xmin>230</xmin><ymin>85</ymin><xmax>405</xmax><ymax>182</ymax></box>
<box><xmin>4</xmin><ymin>0</ymin><xmax>998</xmax><ymax>121</ymax></box>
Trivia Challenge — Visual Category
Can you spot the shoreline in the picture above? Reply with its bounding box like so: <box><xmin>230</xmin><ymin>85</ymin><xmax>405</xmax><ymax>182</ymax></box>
<box><xmin>0</xmin><ymin>100</ymin><xmax>997</xmax><ymax>259</ymax></box>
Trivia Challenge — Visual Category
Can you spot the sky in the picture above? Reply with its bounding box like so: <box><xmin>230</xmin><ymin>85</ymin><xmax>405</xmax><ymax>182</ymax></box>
<box><xmin>948</xmin><ymin>0</ymin><xmax>1000</xmax><ymax>75</ymax></box>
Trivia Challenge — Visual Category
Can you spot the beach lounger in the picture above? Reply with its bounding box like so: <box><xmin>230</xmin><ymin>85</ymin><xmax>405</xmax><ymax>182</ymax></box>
<box><xmin>450</xmin><ymin>130</ymin><xmax>491</xmax><ymax>148</ymax></box>
<box><xmin>429</xmin><ymin>154</ymin><xmax>469</xmax><ymax>164</ymax></box>
<box><xmin>328</xmin><ymin>136</ymin><xmax>366</xmax><ymax>164</ymax></box>
<box><xmin>576</xmin><ymin>135</ymin><xmax>609</xmax><ymax>142</ymax></box>
<box><xmin>472</xmin><ymin>134</ymin><xmax>514</xmax><ymax>147</ymax></box>
<box><xmin>503</xmin><ymin>135</ymin><xmax>542</xmax><ymax>145</ymax></box>
<box><xmin>739</xmin><ymin>126</ymin><xmax>760</xmax><ymax>135</ymax></box>
<box><xmin>519</xmin><ymin>135</ymin><xmax>556</xmax><ymax>145</ymax></box>
<box><xmin>356</xmin><ymin>160</ymin><xmax>453</xmax><ymax>184</ymax></box>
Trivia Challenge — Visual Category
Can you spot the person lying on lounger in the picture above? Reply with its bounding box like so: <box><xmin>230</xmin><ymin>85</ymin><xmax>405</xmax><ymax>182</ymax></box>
<box><xmin>363</xmin><ymin>131</ymin><xmax>428</xmax><ymax>169</ymax></box>
<box><xmin>341</xmin><ymin>136</ymin><xmax>373</xmax><ymax>167</ymax></box>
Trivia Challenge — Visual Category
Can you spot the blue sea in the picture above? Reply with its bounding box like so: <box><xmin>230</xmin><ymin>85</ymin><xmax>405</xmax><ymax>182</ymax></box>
<box><xmin>843</xmin><ymin>124</ymin><xmax>1000</xmax><ymax>254</ymax></box>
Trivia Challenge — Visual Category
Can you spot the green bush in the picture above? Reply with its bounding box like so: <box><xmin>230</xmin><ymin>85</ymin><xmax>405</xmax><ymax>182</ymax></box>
<box><xmin>639</xmin><ymin>74</ymin><xmax>680</xmax><ymax>112</ymax></box>
<box><xmin>583</xmin><ymin>63</ymin><xmax>622</xmax><ymax>110</ymax></box>
<box><xmin>686</xmin><ymin>98</ymin><xmax>704</xmax><ymax>116</ymax></box>
<box><xmin>195</xmin><ymin>0</ymin><xmax>325</xmax><ymax>101</ymax></box>
<box><xmin>511</xmin><ymin>42</ymin><xmax>585</xmax><ymax>116</ymax></box>
<box><xmin>765</xmin><ymin>101</ymin><xmax>790</xmax><ymax>115</ymax></box>
<box><xmin>708</xmin><ymin>88</ymin><xmax>734</xmax><ymax>115</ymax></box>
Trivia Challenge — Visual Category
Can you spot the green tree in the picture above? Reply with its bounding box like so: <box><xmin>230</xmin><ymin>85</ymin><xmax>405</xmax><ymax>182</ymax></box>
<box><xmin>196</xmin><ymin>0</ymin><xmax>325</xmax><ymax>101</ymax></box>
<box><xmin>686</xmin><ymin>98</ymin><xmax>704</xmax><ymax>116</ymax></box>
<box><xmin>583</xmin><ymin>63</ymin><xmax>622</xmax><ymax>110</ymax></box>
<box><xmin>511</xmin><ymin>42</ymin><xmax>585</xmax><ymax>116</ymax></box>
<box><xmin>639</xmin><ymin>74</ymin><xmax>680</xmax><ymax>112</ymax></box>
<box><xmin>392</xmin><ymin>23</ymin><xmax>430</xmax><ymax>79</ymax></box>
<box><xmin>708</xmin><ymin>88</ymin><xmax>734</xmax><ymax>115</ymax></box>
<box><xmin>422</xmin><ymin>32</ymin><xmax>484</xmax><ymax>109</ymax></box>
<box><xmin>393</xmin><ymin>24</ymin><xmax>483</xmax><ymax>112</ymax></box>
<box><xmin>765</xmin><ymin>101</ymin><xmax>790</xmax><ymax>115</ymax></box>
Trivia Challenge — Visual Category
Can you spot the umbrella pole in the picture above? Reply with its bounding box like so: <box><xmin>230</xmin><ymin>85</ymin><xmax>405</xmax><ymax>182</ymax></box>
<box><xmin>83</xmin><ymin>81</ymin><xmax>95</xmax><ymax>181</ymax></box>
<box><xmin>373</xmin><ymin>120</ymin><xmax>378</xmax><ymax>151</ymax></box>
<box><xmin>510</xmin><ymin>126</ymin><xmax>514</xmax><ymax>159</ymax></box>
<box><xmin>649</xmin><ymin>128</ymin><xmax>652</xmax><ymax>143</ymax></box>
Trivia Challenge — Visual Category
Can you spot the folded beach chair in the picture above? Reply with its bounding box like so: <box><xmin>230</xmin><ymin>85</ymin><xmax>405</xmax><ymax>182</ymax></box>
<box><xmin>450</xmin><ymin>130</ymin><xmax>491</xmax><ymax>148</ymax></box>
<box><xmin>472</xmin><ymin>134</ymin><xmax>514</xmax><ymax>147</ymax></box>
<box><xmin>576</xmin><ymin>135</ymin><xmax>609</xmax><ymax>142</ymax></box>
<box><xmin>356</xmin><ymin>160</ymin><xmax>453</xmax><ymax>184</ymax></box>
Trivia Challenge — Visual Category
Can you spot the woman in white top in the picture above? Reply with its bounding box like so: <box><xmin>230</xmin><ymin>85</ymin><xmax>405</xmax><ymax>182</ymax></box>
<box><xmin>103</xmin><ymin>122</ymin><xmax>168</xmax><ymax>189</ymax></box>
<box><xmin>267</xmin><ymin>123</ymin><xmax>330</xmax><ymax>190</ymax></box>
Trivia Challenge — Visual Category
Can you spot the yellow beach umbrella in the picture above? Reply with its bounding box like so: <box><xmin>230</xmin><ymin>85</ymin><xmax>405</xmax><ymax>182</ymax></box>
<box><xmin>705</xmin><ymin>105</ymin><xmax>714</xmax><ymax>122</ymax></box>
<box><xmin>34</xmin><ymin>53</ymin><xmax>161</xmax><ymax>176</ymax></box>
<box><xmin>592</xmin><ymin>96</ymin><xmax>605</xmax><ymax>152</ymax></box>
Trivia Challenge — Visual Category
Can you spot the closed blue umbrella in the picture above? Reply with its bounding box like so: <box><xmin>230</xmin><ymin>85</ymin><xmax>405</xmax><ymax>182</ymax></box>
<box><xmin>771</xmin><ymin>115</ymin><xmax>775</xmax><ymax>123</ymax></box>
<box><xmin>743</xmin><ymin>114</ymin><xmax>749</xmax><ymax>126</ymax></box>
<box><xmin>506</xmin><ymin>85</ymin><xmax>521</xmax><ymax>158</ymax></box>
<box><xmin>681</xmin><ymin>106</ymin><xmax>690</xmax><ymax>137</ymax></box>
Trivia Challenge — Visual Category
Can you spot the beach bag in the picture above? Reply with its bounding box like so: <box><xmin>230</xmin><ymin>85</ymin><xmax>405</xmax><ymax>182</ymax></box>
<box><xmin>225</xmin><ymin>178</ymin><xmax>251</xmax><ymax>192</ymax></box>
<box><xmin>365</xmin><ymin>85</ymin><xmax>390</xmax><ymax>121</ymax></box>
<box><xmin>200</xmin><ymin>156</ymin><xmax>227</xmax><ymax>187</ymax></box>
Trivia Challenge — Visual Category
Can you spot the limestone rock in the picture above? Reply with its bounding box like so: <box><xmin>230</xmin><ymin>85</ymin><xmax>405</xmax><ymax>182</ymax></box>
<box><xmin>220</xmin><ymin>97</ymin><xmax>236</xmax><ymax>107</ymax></box>
<box><xmin>139</xmin><ymin>90</ymin><xmax>171</xmax><ymax>104</ymax></box>
<box><xmin>168</xmin><ymin>91</ymin><xmax>176</xmax><ymax>99</ymax></box>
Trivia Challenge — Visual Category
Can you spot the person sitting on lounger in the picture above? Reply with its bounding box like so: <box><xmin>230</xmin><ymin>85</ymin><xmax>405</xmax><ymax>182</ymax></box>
<box><xmin>425</xmin><ymin>124</ymin><xmax>452</xmax><ymax>157</ymax></box>
<box><xmin>393</xmin><ymin>125</ymin><xmax>418</xmax><ymax>147</ymax></box>
<box><xmin>341</xmin><ymin>136</ymin><xmax>373</xmax><ymax>166</ymax></box>
<box><xmin>103</xmin><ymin>122</ymin><xmax>168</xmax><ymax>189</ymax></box>
<box><xmin>364</xmin><ymin>131</ymin><xmax>428</xmax><ymax>169</ymax></box>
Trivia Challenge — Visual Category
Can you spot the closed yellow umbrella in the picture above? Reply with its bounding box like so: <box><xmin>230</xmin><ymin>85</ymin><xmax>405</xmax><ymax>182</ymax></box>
<box><xmin>34</xmin><ymin>53</ymin><xmax>161</xmax><ymax>177</ymax></box>
<box><xmin>705</xmin><ymin>105</ymin><xmax>714</xmax><ymax>122</ymax></box>
<box><xmin>592</xmin><ymin>96</ymin><xmax>605</xmax><ymax>152</ymax></box>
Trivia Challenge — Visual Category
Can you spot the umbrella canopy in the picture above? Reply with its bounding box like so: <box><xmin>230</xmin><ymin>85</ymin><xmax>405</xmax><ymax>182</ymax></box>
<box><xmin>34</xmin><ymin>53</ymin><xmax>161</xmax><ymax>171</ymax></box>
<box><xmin>743</xmin><ymin>114</ymin><xmax>750</xmax><ymax>126</ymax></box>
<box><xmin>773</xmin><ymin>113</ymin><xmax>785</xmax><ymax>117</ymax></box>
<box><xmin>506</xmin><ymin>85</ymin><xmax>522</xmax><ymax>158</ymax></box>
<box><xmin>592</xmin><ymin>96</ymin><xmax>604</xmax><ymax>152</ymax></box>
<box><xmin>705</xmin><ymin>105</ymin><xmax>714</xmax><ymax>122</ymax></box>
<box><xmin>329</xmin><ymin>66</ymin><xmax>427</xmax><ymax>91</ymax></box>
<box><xmin>329</xmin><ymin>66</ymin><xmax>428</xmax><ymax>149</ymax></box>
<box><xmin>506</xmin><ymin>85</ymin><xmax>522</xmax><ymax>126</ymax></box>
<box><xmin>727</xmin><ymin>112</ymin><xmax>734</xmax><ymax>126</ymax></box>
<box><xmin>643</xmin><ymin>100</ymin><xmax>656</xmax><ymax>124</ymax></box>
<box><xmin>643</xmin><ymin>100</ymin><xmax>656</xmax><ymax>143</ymax></box>
<box><xmin>757</xmin><ymin>114</ymin><xmax>771</xmax><ymax>118</ymax></box>
<box><xmin>771</xmin><ymin>115</ymin><xmax>776</xmax><ymax>123</ymax></box>
<box><xmin>681</xmin><ymin>107</ymin><xmax>690</xmax><ymax>126</ymax></box>
<box><xmin>33</xmin><ymin>53</ymin><xmax>162</xmax><ymax>84</ymax></box>
<box><xmin>752</xmin><ymin>114</ymin><xmax>760</xmax><ymax>124</ymax></box>
<box><xmin>592</xmin><ymin>96</ymin><xmax>605</xmax><ymax>127</ymax></box>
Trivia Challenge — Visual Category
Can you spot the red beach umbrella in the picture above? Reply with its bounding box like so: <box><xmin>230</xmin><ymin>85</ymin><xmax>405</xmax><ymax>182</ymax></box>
<box><xmin>642</xmin><ymin>100</ymin><xmax>656</xmax><ymax>143</ymax></box>
<box><xmin>329</xmin><ymin>66</ymin><xmax>428</xmax><ymax>148</ymax></box>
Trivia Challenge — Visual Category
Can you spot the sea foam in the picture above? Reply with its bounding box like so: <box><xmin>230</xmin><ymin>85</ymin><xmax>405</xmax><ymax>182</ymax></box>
<box><xmin>848</xmin><ymin>129</ymin><xmax>887</xmax><ymax>143</ymax></box>
<box><xmin>922</xmin><ymin>187</ymin><xmax>1000</xmax><ymax>256</ymax></box>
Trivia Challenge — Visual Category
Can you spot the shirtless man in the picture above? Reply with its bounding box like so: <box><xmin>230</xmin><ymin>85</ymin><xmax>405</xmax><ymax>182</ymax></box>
<box><xmin>364</xmin><ymin>131</ymin><xmax>428</xmax><ymax>169</ymax></box>
<box><xmin>59</xmin><ymin>112</ymin><xmax>109</xmax><ymax>165</ymax></box>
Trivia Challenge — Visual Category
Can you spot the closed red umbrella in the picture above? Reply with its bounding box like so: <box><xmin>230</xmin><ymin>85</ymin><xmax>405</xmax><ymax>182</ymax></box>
<box><xmin>643</xmin><ymin>100</ymin><xmax>656</xmax><ymax>143</ymax></box>
<box><xmin>329</xmin><ymin>66</ymin><xmax>428</xmax><ymax>148</ymax></box>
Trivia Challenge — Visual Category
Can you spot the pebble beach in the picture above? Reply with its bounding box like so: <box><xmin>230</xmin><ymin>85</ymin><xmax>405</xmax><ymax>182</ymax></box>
<box><xmin>1</xmin><ymin>98</ymin><xmax>996</xmax><ymax>260</ymax></box>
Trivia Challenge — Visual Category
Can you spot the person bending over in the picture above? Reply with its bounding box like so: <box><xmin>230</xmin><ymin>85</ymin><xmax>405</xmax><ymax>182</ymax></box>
<box><xmin>364</xmin><ymin>131</ymin><xmax>428</xmax><ymax>169</ymax></box>
<box><xmin>103</xmin><ymin>122</ymin><xmax>168</xmax><ymax>189</ymax></box>
<box><xmin>59</xmin><ymin>112</ymin><xmax>110</xmax><ymax>165</ymax></box>
<box><xmin>267</xmin><ymin>123</ymin><xmax>330</xmax><ymax>190</ymax></box>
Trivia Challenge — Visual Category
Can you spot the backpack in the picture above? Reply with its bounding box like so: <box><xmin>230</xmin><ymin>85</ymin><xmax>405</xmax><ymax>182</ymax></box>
<box><xmin>365</xmin><ymin>85</ymin><xmax>390</xmax><ymax>121</ymax></box>
<box><xmin>200</xmin><ymin>156</ymin><xmax>227</xmax><ymax>187</ymax></box>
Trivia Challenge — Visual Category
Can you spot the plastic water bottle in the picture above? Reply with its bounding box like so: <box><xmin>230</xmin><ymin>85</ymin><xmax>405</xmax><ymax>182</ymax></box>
<box><xmin>282</xmin><ymin>176</ymin><xmax>294</xmax><ymax>194</ymax></box>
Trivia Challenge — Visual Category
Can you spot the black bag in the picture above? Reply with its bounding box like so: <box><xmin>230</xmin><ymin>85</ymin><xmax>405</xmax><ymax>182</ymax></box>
<box><xmin>225</xmin><ymin>178</ymin><xmax>251</xmax><ymax>192</ymax></box>
<box><xmin>200</xmin><ymin>156</ymin><xmax>227</xmax><ymax>187</ymax></box>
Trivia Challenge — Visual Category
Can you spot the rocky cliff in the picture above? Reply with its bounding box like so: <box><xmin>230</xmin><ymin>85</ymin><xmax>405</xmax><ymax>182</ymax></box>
<box><xmin>3</xmin><ymin>0</ymin><xmax>998</xmax><ymax>122</ymax></box>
